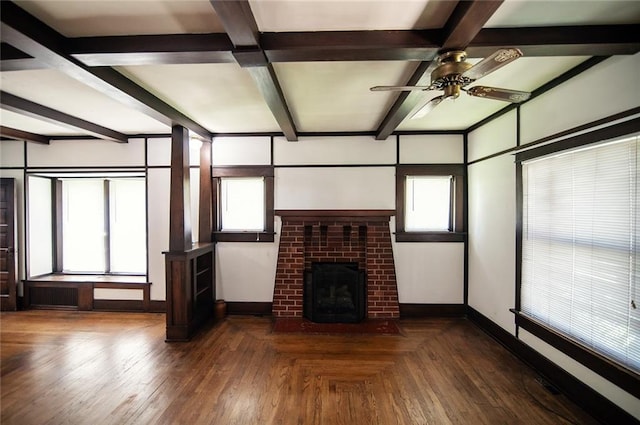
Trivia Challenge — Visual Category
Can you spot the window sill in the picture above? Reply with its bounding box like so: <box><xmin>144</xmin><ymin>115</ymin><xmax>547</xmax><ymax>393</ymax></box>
<box><xmin>512</xmin><ymin>310</ymin><xmax>640</xmax><ymax>399</ymax></box>
<box><xmin>395</xmin><ymin>231</ymin><xmax>466</xmax><ymax>242</ymax></box>
<box><xmin>26</xmin><ymin>273</ymin><xmax>148</xmax><ymax>285</ymax></box>
<box><xmin>213</xmin><ymin>231</ymin><xmax>275</xmax><ymax>243</ymax></box>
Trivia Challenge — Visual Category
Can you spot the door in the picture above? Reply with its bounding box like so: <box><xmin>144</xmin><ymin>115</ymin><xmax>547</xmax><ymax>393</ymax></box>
<box><xmin>1</xmin><ymin>178</ymin><xmax>17</xmax><ymax>311</ymax></box>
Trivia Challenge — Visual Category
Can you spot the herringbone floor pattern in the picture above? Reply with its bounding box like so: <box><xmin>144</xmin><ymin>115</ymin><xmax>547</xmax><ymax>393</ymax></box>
<box><xmin>1</xmin><ymin>311</ymin><xmax>598</xmax><ymax>424</ymax></box>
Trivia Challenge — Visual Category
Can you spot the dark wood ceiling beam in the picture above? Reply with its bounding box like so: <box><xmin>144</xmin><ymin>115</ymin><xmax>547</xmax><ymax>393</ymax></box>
<box><xmin>372</xmin><ymin>61</ymin><xmax>435</xmax><ymax>140</ymax></box>
<box><xmin>0</xmin><ymin>91</ymin><xmax>128</xmax><ymax>143</ymax></box>
<box><xmin>68</xmin><ymin>34</ymin><xmax>235</xmax><ymax>66</ymax></box>
<box><xmin>0</xmin><ymin>125</ymin><xmax>49</xmax><ymax>144</ymax></box>
<box><xmin>58</xmin><ymin>26</ymin><xmax>640</xmax><ymax>67</ymax></box>
<box><xmin>375</xmin><ymin>0</ymin><xmax>503</xmax><ymax>140</ymax></box>
<box><xmin>209</xmin><ymin>0</ymin><xmax>259</xmax><ymax>46</ymax></box>
<box><xmin>210</xmin><ymin>0</ymin><xmax>297</xmax><ymax>141</ymax></box>
<box><xmin>0</xmin><ymin>41</ymin><xmax>45</xmax><ymax>70</ymax></box>
<box><xmin>263</xmin><ymin>30</ymin><xmax>441</xmax><ymax>62</ymax></box>
<box><xmin>440</xmin><ymin>0</ymin><xmax>503</xmax><ymax>50</ymax></box>
<box><xmin>0</xmin><ymin>1</ymin><xmax>211</xmax><ymax>140</ymax></box>
<box><xmin>1</xmin><ymin>42</ymin><xmax>29</xmax><ymax>59</ymax></box>
<box><xmin>468</xmin><ymin>25</ymin><xmax>640</xmax><ymax>57</ymax></box>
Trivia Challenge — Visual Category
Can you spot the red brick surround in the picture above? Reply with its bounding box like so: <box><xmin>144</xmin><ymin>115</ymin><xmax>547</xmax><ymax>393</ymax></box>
<box><xmin>272</xmin><ymin>211</ymin><xmax>400</xmax><ymax>319</ymax></box>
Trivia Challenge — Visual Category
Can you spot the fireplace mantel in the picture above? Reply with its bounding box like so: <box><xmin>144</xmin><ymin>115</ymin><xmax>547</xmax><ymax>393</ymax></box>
<box><xmin>275</xmin><ymin>209</ymin><xmax>395</xmax><ymax>222</ymax></box>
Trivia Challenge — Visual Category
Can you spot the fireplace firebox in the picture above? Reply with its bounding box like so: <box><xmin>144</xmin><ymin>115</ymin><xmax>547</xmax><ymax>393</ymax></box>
<box><xmin>304</xmin><ymin>262</ymin><xmax>366</xmax><ymax>323</ymax></box>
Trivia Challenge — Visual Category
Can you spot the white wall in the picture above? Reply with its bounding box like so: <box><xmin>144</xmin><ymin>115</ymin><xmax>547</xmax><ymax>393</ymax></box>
<box><xmin>520</xmin><ymin>53</ymin><xmax>640</xmax><ymax>145</ymax></box>
<box><xmin>215</xmin><ymin>217</ymin><xmax>281</xmax><ymax>302</ymax></box>
<box><xmin>147</xmin><ymin>168</ymin><xmax>170</xmax><ymax>301</ymax></box>
<box><xmin>392</xmin><ymin>232</ymin><xmax>464</xmax><ymax>303</ymax></box>
<box><xmin>399</xmin><ymin>134</ymin><xmax>463</xmax><ymax>164</ymax></box>
<box><xmin>4</xmin><ymin>132</ymin><xmax>466</xmax><ymax>306</ymax></box>
<box><xmin>0</xmin><ymin>139</ymin><xmax>24</xmax><ymax>168</ymax></box>
<box><xmin>213</xmin><ymin>134</ymin><xmax>465</xmax><ymax>304</ymax></box>
<box><xmin>26</xmin><ymin>176</ymin><xmax>53</xmax><ymax>277</ymax></box>
<box><xmin>28</xmin><ymin>138</ymin><xmax>145</xmax><ymax>167</ymax></box>
<box><xmin>274</xmin><ymin>135</ymin><xmax>395</xmax><ymax>165</ymax></box>
<box><xmin>397</xmin><ymin>135</ymin><xmax>465</xmax><ymax>303</ymax></box>
<box><xmin>468</xmin><ymin>154</ymin><xmax>516</xmax><ymax>330</ymax></box>
<box><xmin>7</xmin><ymin>138</ymin><xmax>172</xmax><ymax>302</ymax></box>
<box><xmin>214</xmin><ymin>136</ymin><xmax>271</xmax><ymax>166</ymax></box>
<box><xmin>275</xmin><ymin>166</ymin><xmax>395</xmax><ymax>210</ymax></box>
<box><xmin>467</xmin><ymin>54</ymin><xmax>640</xmax><ymax>418</ymax></box>
<box><xmin>212</xmin><ymin>136</ymin><xmax>276</xmax><ymax>301</ymax></box>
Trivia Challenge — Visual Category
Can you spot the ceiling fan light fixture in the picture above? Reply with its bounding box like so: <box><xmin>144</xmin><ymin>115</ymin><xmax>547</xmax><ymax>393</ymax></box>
<box><xmin>371</xmin><ymin>48</ymin><xmax>529</xmax><ymax>119</ymax></box>
<box><xmin>442</xmin><ymin>84</ymin><xmax>462</xmax><ymax>99</ymax></box>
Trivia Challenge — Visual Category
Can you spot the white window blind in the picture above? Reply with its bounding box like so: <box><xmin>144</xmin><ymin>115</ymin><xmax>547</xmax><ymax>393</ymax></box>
<box><xmin>521</xmin><ymin>134</ymin><xmax>639</xmax><ymax>373</ymax></box>
<box><xmin>109</xmin><ymin>179</ymin><xmax>146</xmax><ymax>274</ymax></box>
<box><xmin>62</xmin><ymin>179</ymin><xmax>106</xmax><ymax>272</ymax></box>
<box><xmin>405</xmin><ymin>175</ymin><xmax>452</xmax><ymax>231</ymax></box>
<box><xmin>220</xmin><ymin>177</ymin><xmax>265</xmax><ymax>231</ymax></box>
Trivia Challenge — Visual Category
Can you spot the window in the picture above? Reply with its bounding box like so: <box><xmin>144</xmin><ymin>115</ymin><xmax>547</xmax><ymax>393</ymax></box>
<box><xmin>516</xmin><ymin>125</ymin><xmax>640</xmax><ymax>395</ymax></box>
<box><xmin>213</xmin><ymin>166</ymin><xmax>274</xmax><ymax>242</ymax></box>
<box><xmin>220</xmin><ymin>177</ymin><xmax>265</xmax><ymax>231</ymax></box>
<box><xmin>60</xmin><ymin>178</ymin><xmax>146</xmax><ymax>274</ymax></box>
<box><xmin>405</xmin><ymin>175</ymin><xmax>452</xmax><ymax>231</ymax></box>
<box><xmin>396</xmin><ymin>165</ymin><xmax>465</xmax><ymax>242</ymax></box>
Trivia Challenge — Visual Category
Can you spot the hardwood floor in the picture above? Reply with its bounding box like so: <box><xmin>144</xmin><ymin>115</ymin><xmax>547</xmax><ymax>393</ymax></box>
<box><xmin>1</xmin><ymin>311</ymin><xmax>598</xmax><ymax>425</ymax></box>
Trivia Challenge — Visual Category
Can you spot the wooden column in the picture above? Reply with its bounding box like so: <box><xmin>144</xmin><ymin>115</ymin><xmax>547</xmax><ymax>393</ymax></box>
<box><xmin>164</xmin><ymin>126</ymin><xmax>214</xmax><ymax>341</ymax></box>
<box><xmin>169</xmin><ymin>125</ymin><xmax>192</xmax><ymax>251</ymax></box>
<box><xmin>198</xmin><ymin>140</ymin><xmax>213</xmax><ymax>243</ymax></box>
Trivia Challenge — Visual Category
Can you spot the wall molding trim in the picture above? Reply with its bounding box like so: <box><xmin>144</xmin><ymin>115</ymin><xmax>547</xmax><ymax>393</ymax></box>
<box><xmin>226</xmin><ymin>302</ymin><xmax>273</xmax><ymax>316</ymax></box>
<box><xmin>399</xmin><ymin>303</ymin><xmax>465</xmax><ymax>317</ymax></box>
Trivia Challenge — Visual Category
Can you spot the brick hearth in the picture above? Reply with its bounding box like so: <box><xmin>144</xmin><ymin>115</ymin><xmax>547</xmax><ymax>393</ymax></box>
<box><xmin>272</xmin><ymin>211</ymin><xmax>399</xmax><ymax>319</ymax></box>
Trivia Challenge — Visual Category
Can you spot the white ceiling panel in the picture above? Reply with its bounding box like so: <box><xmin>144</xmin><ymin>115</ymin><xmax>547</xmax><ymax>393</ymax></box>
<box><xmin>118</xmin><ymin>63</ymin><xmax>281</xmax><ymax>133</ymax></box>
<box><xmin>2</xmin><ymin>0</ymin><xmax>637</xmax><ymax>139</ymax></box>
<box><xmin>275</xmin><ymin>61</ymin><xmax>420</xmax><ymax>132</ymax></box>
<box><xmin>0</xmin><ymin>69</ymin><xmax>169</xmax><ymax>134</ymax></box>
<box><xmin>250</xmin><ymin>0</ymin><xmax>456</xmax><ymax>31</ymax></box>
<box><xmin>15</xmin><ymin>0</ymin><xmax>225</xmax><ymax>37</ymax></box>
<box><xmin>0</xmin><ymin>108</ymin><xmax>84</xmax><ymax>136</ymax></box>
<box><xmin>488</xmin><ymin>0</ymin><xmax>640</xmax><ymax>27</ymax></box>
<box><xmin>398</xmin><ymin>56</ymin><xmax>590</xmax><ymax>130</ymax></box>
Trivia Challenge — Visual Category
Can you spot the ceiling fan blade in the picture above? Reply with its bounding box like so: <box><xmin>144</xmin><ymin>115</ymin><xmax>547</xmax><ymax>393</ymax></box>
<box><xmin>466</xmin><ymin>86</ymin><xmax>531</xmax><ymax>103</ymax></box>
<box><xmin>411</xmin><ymin>95</ymin><xmax>445</xmax><ymax>119</ymax></box>
<box><xmin>370</xmin><ymin>85</ymin><xmax>432</xmax><ymax>92</ymax></box>
<box><xmin>461</xmin><ymin>48</ymin><xmax>523</xmax><ymax>81</ymax></box>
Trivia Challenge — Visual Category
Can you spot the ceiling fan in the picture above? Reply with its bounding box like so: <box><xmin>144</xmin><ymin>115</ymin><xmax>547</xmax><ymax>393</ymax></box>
<box><xmin>370</xmin><ymin>48</ymin><xmax>531</xmax><ymax>119</ymax></box>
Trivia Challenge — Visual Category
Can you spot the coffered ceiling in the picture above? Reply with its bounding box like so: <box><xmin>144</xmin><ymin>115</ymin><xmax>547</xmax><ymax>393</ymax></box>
<box><xmin>1</xmin><ymin>0</ymin><xmax>639</xmax><ymax>144</ymax></box>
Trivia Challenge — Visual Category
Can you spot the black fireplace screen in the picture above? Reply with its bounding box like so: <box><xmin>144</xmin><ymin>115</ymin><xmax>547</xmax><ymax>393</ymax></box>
<box><xmin>304</xmin><ymin>262</ymin><xmax>366</xmax><ymax>323</ymax></box>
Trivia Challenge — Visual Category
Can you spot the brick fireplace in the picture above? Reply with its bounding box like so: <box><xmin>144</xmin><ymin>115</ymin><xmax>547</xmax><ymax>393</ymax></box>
<box><xmin>272</xmin><ymin>210</ymin><xmax>400</xmax><ymax>320</ymax></box>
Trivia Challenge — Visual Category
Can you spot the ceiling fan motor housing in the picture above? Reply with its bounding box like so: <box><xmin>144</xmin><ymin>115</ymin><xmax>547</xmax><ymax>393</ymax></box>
<box><xmin>430</xmin><ymin>51</ymin><xmax>475</xmax><ymax>97</ymax></box>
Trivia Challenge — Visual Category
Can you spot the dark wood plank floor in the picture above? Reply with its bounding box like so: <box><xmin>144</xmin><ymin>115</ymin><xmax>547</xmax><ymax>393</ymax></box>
<box><xmin>1</xmin><ymin>311</ymin><xmax>598</xmax><ymax>424</ymax></box>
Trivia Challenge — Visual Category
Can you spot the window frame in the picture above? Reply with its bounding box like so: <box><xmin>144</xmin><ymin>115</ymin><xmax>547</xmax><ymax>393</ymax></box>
<box><xmin>395</xmin><ymin>164</ymin><xmax>465</xmax><ymax>242</ymax></box>
<box><xmin>53</xmin><ymin>176</ymin><xmax>147</xmax><ymax>276</ymax></box>
<box><xmin>514</xmin><ymin>118</ymin><xmax>640</xmax><ymax>399</ymax></box>
<box><xmin>212</xmin><ymin>166</ymin><xmax>274</xmax><ymax>242</ymax></box>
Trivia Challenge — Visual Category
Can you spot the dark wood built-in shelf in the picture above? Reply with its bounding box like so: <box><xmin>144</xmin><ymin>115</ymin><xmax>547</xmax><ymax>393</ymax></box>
<box><xmin>163</xmin><ymin>242</ymin><xmax>215</xmax><ymax>341</ymax></box>
<box><xmin>164</xmin><ymin>126</ymin><xmax>216</xmax><ymax>341</ymax></box>
<box><xmin>23</xmin><ymin>273</ymin><xmax>151</xmax><ymax>311</ymax></box>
